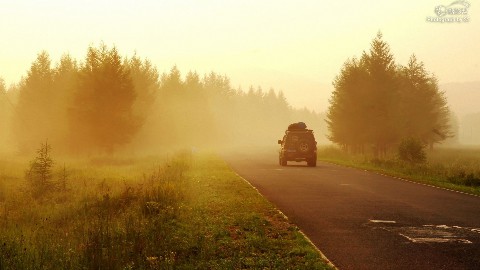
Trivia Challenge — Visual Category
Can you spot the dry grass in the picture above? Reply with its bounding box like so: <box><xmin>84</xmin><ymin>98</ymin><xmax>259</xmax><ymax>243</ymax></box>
<box><xmin>0</xmin><ymin>151</ymin><xmax>332</xmax><ymax>269</ymax></box>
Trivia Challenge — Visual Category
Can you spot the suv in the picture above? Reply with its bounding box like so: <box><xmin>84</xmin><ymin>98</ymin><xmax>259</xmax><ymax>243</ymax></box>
<box><xmin>278</xmin><ymin>124</ymin><xmax>317</xmax><ymax>167</ymax></box>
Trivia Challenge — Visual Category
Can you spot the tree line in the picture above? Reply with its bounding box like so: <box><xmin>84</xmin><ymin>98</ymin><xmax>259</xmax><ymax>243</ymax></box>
<box><xmin>0</xmin><ymin>44</ymin><xmax>326</xmax><ymax>155</ymax></box>
<box><xmin>326</xmin><ymin>33</ymin><xmax>452</xmax><ymax>156</ymax></box>
<box><xmin>2</xmin><ymin>34</ymin><xmax>453</xmax><ymax>156</ymax></box>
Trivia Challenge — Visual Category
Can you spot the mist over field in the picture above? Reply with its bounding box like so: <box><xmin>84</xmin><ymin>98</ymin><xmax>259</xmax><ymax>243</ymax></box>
<box><xmin>1</xmin><ymin>2</ymin><xmax>480</xmax><ymax>269</ymax></box>
<box><xmin>0</xmin><ymin>44</ymin><xmax>333</xmax><ymax>269</ymax></box>
<box><xmin>441</xmin><ymin>81</ymin><xmax>480</xmax><ymax>145</ymax></box>
<box><xmin>0</xmin><ymin>38</ymin><xmax>478</xmax><ymax>158</ymax></box>
<box><xmin>1</xmin><ymin>1</ymin><xmax>479</xmax><ymax>157</ymax></box>
<box><xmin>0</xmin><ymin>46</ymin><xmax>328</xmax><ymax>157</ymax></box>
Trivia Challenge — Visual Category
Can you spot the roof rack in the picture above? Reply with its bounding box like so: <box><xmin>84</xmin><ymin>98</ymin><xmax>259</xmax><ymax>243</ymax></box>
<box><xmin>285</xmin><ymin>129</ymin><xmax>314</xmax><ymax>134</ymax></box>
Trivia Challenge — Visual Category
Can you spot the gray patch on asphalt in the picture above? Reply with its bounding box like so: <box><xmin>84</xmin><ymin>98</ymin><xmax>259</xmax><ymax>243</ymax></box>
<box><xmin>369</xmin><ymin>219</ymin><xmax>396</xmax><ymax>224</ymax></box>
<box><xmin>368</xmin><ymin>220</ymin><xmax>480</xmax><ymax>244</ymax></box>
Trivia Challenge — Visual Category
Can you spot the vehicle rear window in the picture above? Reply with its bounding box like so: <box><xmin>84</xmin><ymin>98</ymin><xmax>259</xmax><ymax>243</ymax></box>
<box><xmin>285</xmin><ymin>132</ymin><xmax>314</xmax><ymax>146</ymax></box>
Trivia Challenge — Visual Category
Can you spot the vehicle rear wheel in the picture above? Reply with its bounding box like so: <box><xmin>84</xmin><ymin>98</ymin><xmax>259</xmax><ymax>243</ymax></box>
<box><xmin>307</xmin><ymin>158</ymin><xmax>317</xmax><ymax>167</ymax></box>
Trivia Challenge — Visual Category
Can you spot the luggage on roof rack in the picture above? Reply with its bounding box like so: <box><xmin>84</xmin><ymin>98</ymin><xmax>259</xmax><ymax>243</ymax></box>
<box><xmin>288</xmin><ymin>122</ymin><xmax>307</xmax><ymax>130</ymax></box>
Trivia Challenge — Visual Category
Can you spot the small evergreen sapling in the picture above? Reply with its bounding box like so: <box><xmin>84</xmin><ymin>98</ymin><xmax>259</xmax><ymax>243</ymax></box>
<box><xmin>26</xmin><ymin>141</ymin><xmax>54</xmax><ymax>198</ymax></box>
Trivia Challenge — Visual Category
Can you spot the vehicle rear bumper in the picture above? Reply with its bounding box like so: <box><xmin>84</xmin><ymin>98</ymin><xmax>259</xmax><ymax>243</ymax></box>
<box><xmin>281</xmin><ymin>150</ymin><xmax>316</xmax><ymax>161</ymax></box>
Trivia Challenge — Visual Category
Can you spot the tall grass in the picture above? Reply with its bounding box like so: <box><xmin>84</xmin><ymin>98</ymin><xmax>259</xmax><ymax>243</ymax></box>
<box><xmin>317</xmin><ymin>145</ymin><xmax>480</xmax><ymax>195</ymax></box>
<box><xmin>0</xmin><ymin>151</ymin><xmax>331</xmax><ymax>269</ymax></box>
<box><xmin>0</xmin><ymin>152</ymin><xmax>191</xmax><ymax>269</ymax></box>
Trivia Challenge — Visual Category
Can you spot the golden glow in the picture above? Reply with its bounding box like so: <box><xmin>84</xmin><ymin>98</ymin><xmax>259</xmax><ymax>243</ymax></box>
<box><xmin>1</xmin><ymin>0</ymin><xmax>479</xmax><ymax>112</ymax></box>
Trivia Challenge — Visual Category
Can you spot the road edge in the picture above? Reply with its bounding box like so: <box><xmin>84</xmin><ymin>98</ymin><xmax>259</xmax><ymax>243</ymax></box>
<box><xmin>320</xmin><ymin>160</ymin><xmax>480</xmax><ymax>199</ymax></box>
<box><xmin>226</xmin><ymin>162</ymin><xmax>338</xmax><ymax>270</ymax></box>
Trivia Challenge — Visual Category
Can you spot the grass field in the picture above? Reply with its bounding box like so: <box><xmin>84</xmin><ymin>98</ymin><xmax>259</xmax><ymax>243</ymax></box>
<box><xmin>317</xmin><ymin>145</ymin><xmax>480</xmax><ymax>196</ymax></box>
<box><xmin>0</xmin><ymin>151</ymin><xmax>332</xmax><ymax>269</ymax></box>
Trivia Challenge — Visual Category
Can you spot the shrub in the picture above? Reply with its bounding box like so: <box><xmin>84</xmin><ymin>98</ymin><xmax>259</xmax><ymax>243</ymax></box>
<box><xmin>398</xmin><ymin>138</ymin><xmax>426</xmax><ymax>164</ymax></box>
<box><xmin>448</xmin><ymin>170</ymin><xmax>480</xmax><ymax>187</ymax></box>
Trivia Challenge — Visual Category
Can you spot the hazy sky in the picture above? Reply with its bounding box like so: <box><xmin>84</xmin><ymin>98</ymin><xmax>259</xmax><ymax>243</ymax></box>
<box><xmin>1</xmin><ymin>0</ymin><xmax>479</xmax><ymax>111</ymax></box>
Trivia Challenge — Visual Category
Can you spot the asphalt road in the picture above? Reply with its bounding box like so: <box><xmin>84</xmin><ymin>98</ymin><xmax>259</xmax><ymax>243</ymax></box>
<box><xmin>224</xmin><ymin>151</ymin><xmax>480</xmax><ymax>270</ymax></box>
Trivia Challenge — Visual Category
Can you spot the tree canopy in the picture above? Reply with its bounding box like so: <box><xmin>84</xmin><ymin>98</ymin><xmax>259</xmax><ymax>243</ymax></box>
<box><xmin>327</xmin><ymin>33</ymin><xmax>451</xmax><ymax>155</ymax></box>
<box><xmin>3</xmin><ymin>44</ymin><xmax>327</xmax><ymax>155</ymax></box>
<box><xmin>70</xmin><ymin>45</ymin><xmax>138</xmax><ymax>154</ymax></box>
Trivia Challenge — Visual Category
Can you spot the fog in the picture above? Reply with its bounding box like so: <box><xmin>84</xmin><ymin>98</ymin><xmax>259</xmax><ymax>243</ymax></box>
<box><xmin>0</xmin><ymin>46</ymin><xmax>329</xmax><ymax>158</ymax></box>
<box><xmin>1</xmin><ymin>1</ymin><xmax>479</xmax><ymax>156</ymax></box>
<box><xmin>2</xmin><ymin>31</ymin><xmax>480</xmax><ymax>158</ymax></box>
<box><xmin>441</xmin><ymin>82</ymin><xmax>480</xmax><ymax>145</ymax></box>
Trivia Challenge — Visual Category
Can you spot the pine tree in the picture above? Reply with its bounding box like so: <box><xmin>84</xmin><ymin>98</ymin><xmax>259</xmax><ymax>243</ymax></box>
<box><xmin>126</xmin><ymin>54</ymin><xmax>159</xmax><ymax>122</ymax></box>
<box><xmin>51</xmin><ymin>54</ymin><xmax>78</xmax><ymax>153</ymax></box>
<box><xmin>398</xmin><ymin>55</ymin><xmax>451</xmax><ymax>148</ymax></box>
<box><xmin>0</xmin><ymin>78</ymin><xmax>8</xmax><ymax>150</ymax></box>
<box><xmin>26</xmin><ymin>141</ymin><xmax>54</xmax><ymax>198</ymax></box>
<box><xmin>327</xmin><ymin>57</ymin><xmax>371</xmax><ymax>153</ymax></box>
<box><xmin>14</xmin><ymin>51</ymin><xmax>55</xmax><ymax>153</ymax></box>
<box><xmin>327</xmin><ymin>33</ymin><xmax>451</xmax><ymax>155</ymax></box>
<box><xmin>70</xmin><ymin>44</ymin><xmax>138</xmax><ymax>154</ymax></box>
<box><xmin>361</xmin><ymin>32</ymin><xmax>399</xmax><ymax>156</ymax></box>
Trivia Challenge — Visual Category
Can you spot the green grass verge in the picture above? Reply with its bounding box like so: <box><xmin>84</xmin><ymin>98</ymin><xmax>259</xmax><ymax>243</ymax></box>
<box><xmin>185</xmin><ymin>153</ymin><xmax>333</xmax><ymax>269</ymax></box>
<box><xmin>317</xmin><ymin>146</ymin><xmax>480</xmax><ymax>196</ymax></box>
<box><xmin>0</xmin><ymin>152</ymin><xmax>333</xmax><ymax>269</ymax></box>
